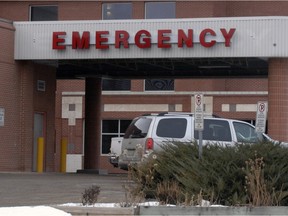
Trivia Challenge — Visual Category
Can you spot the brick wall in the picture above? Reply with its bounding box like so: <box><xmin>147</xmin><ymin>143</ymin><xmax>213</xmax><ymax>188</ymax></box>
<box><xmin>268</xmin><ymin>59</ymin><xmax>288</xmax><ymax>142</ymax></box>
<box><xmin>0</xmin><ymin>19</ymin><xmax>20</xmax><ymax>171</ymax></box>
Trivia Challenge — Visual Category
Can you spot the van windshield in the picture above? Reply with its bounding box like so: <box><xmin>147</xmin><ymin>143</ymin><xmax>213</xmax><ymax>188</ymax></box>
<box><xmin>233</xmin><ymin>121</ymin><xmax>264</xmax><ymax>143</ymax></box>
<box><xmin>124</xmin><ymin>118</ymin><xmax>152</xmax><ymax>139</ymax></box>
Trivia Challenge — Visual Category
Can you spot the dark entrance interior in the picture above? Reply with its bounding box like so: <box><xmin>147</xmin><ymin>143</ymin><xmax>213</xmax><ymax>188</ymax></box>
<box><xmin>55</xmin><ymin>57</ymin><xmax>268</xmax><ymax>79</ymax></box>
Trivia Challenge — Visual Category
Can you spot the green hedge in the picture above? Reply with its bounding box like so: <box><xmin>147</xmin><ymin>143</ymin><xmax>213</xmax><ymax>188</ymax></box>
<box><xmin>129</xmin><ymin>141</ymin><xmax>288</xmax><ymax>206</ymax></box>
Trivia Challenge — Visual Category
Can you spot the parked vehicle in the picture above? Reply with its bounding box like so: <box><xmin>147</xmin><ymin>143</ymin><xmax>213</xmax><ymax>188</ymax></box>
<box><xmin>111</xmin><ymin>112</ymin><xmax>271</xmax><ymax>170</ymax></box>
<box><xmin>109</xmin><ymin>137</ymin><xmax>123</xmax><ymax>167</ymax></box>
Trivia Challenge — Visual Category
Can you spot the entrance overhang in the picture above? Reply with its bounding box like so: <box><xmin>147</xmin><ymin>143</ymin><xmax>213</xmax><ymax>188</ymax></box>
<box><xmin>14</xmin><ymin>16</ymin><xmax>288</xmax><ymax>60</ymax></box>
<box><xmin>14</xmin><ymin>16</ymin><xmax>282</xmax><ymax>79</ymax></box>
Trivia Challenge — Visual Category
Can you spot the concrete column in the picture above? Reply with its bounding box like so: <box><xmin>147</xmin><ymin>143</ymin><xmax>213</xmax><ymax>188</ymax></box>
<box><xmin>268</xmin><ymin>58</ymin><xmax>288</xmax><ymax>142</ymax></box>
<box><xmin>84</xmin><ymin>77</ymin><xmax>102</xmax><ymax>170</ymax></box>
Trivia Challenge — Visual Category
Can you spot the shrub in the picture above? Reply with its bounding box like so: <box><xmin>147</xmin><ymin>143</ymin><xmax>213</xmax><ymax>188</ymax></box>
<box><xmin>81</xmin><ymin>185</ymin><xmax>100</xmax><ymax>206</ymax></box>
<box><xmin>129</xmin><ymin>141</ymin><xmax>288</xmax><ymax>206</ymax></box>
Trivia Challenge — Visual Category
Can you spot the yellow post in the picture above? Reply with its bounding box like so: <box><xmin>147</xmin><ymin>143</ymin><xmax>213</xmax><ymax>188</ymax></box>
<box><xmin>37</xmin><ymin>137</ymin><xmax>44</xmax><ymax>173</ymax></box>
<box><xmin>60</xmin><ymin>137</ymin><xmax>68</xmax><ymax>173</ymax></box>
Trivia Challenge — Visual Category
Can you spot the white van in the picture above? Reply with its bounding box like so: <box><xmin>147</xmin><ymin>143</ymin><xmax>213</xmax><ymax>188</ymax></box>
<box><xmin>113</xmin><ymin>112</ymin><xmax>270</xmax><ymax>170</ymax></box>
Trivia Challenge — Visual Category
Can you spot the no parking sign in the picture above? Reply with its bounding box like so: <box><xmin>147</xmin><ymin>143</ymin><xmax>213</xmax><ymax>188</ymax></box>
<box><xmin>255</xmin><ymin>101</ymin><xmax>268</xmax><ymax>133</ymax></box>
<box><xmin>194</xmin><ymin>94</ymin><xmax>204</xmax><ymax>131</ymax></box>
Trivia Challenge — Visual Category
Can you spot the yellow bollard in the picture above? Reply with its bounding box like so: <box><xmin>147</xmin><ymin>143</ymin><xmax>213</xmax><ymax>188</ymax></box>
<box><xmin>60</xmin><ymin>137</ymin><xmax>68</xmax><ymax>173</ymax></box>
<box><xmin>37</xmin><ymin>137</ymin><xmax>44</xmax><ymax>173</ymax></box>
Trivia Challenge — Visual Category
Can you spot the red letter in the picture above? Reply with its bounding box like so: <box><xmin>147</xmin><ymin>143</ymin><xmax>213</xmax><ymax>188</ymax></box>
<box><xmin>220</xmin><ymin>28</ymin><xmax>236</xmax><ymax>47</ymax></box>
<box><xmin>96</xmin><ymin>31</ymin><xmax>109</xmax><ymax>49</ymax></box>
<box><xmin>158</xmin><ymin>29</ymin><xmax>171</xmax><ymax>48</ymax></box>
<box><xmin>52</xmin><ymin>32</ymin><xmax>66</xmax><ymax>50</ymax></box>
<box><xmin>199</xmin><ymin>29</ymin><xmax>216</xmax><ymax>48</ymax></box>
<box><xmin>135</xmin><ymin>30</ymin><xmax>151</xmax><ymax>48</ymax></box>
<box><xmin>178</xmin><ymin>29</ymin><xmax>193</xmax><ymax>48</ymax></box>
<box><xmin>115</xmin><ymin>30</ymin><xmax>129</xmax><ymax>48</ymax></box>
<box><xmin>72</xmin><ymin>31</ymin><xmax>90</xmax><ymax>49</ymax></box>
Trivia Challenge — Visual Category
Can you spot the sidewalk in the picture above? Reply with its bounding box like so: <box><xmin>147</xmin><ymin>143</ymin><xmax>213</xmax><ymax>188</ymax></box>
<box><xmin>0</xmin><ymin>172</ymin><xmax>128</xmax><ymax>207</ymax></box>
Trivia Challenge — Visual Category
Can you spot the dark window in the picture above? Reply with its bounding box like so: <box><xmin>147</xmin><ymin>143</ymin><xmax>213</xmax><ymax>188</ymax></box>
<box><xmin>102</xmin><ymin>120</ymin><xmax>118</xmax><ymax>133</ymax></box>
<box><xmin>102</xmin><ymin>3</ymin><xmax>132</xmax><ymax>20</ymax></box>
<box><xmin>195</xmin><ymin>119</ymin><xmax>232</xmax><ymax>142</ymax></box>
<box><xmin>102</xmin><ymin>79</ymin><xmax>131</xmax><ymax>91</ymax></box>
<box><xmin>102</xmin><ymin>120</ymin><xmax>132</xmax><ymax>154</ymax></box>
<box><xmin>30</xmin><ymin>5</ymin><xmax>58</xmax><ymax>21</ymax></box>
<box><xmin>145</xmin><ymin>79</ymin><xmax>174</xmax><ymax>91</ymax></box>
<box><xmin>120</xmin><ymin>120</ymin><xmax>132</xmax><ymax>133</ymax></box>
<box><xmin>233</xmin><ymin>122</ymin><xmax>264</xmax><ymax>143</ymax></box>
<box><xmin>145</xmin><ymin>2</ymin><xmax>176</xmax><ymax>19</ymax></box>
<box><xmin>156</xmin><ymin>118</ymin><xmax>187</xmax><ymax>138</ymax></box>
<box><xmin>102</xmin><ymin>135</ymin><xmax>115</xmax><ymax>155</ymax></box>
<box><xmin>124</xmin><ymin>118</ymin><xmax>152</xmax><ymax>139</ymax></box>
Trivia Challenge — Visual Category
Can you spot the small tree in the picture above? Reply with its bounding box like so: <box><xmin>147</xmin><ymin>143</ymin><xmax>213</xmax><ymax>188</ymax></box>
<box><xmin>82</xmin><ymin>185</ymin><xmax>100</xmax><ymax>206</ymax></box>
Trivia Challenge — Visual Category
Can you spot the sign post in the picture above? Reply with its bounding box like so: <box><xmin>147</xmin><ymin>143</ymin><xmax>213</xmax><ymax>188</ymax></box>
<box><xmin>194</xmin><ymin>94</ymin><xmax>204</xmax><ymax>159</ymax></box>
<box><xmin>255</xmin><ymin>101</ymin><xmax>268</xmax><ymax>133</ymax></box>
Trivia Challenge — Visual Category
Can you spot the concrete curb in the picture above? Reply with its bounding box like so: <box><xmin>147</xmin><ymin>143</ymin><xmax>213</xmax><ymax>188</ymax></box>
<box><xmin>54</xmin><ymin>206</ymin><xmax>136</xmax><ymax>216</ymax></box>
<box><xmin>139</xmin><ymin>206</ymin><xmax>288</xmax><ymax>215</ymax></box>
<box><xmin>54</xmin><ymin>205</ymin><xmax>288</xmax><ymax>216</ymax></box>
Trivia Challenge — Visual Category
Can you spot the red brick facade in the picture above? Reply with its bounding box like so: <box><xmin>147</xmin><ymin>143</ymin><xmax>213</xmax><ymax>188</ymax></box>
<box><xmin>1</xmin><ymin>1</ymin><xmax>288</xmax><ymax>173</ymax></box>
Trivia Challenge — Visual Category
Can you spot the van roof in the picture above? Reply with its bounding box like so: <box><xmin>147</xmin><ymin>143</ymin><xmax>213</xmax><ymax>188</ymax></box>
<box><xmin>141</xmin><ymin>112</ymin><xmax>220</xmax><ymax>118</ymax></box>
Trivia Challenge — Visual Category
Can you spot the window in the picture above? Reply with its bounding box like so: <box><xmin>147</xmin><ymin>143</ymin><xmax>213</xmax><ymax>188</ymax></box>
<box><xmin>30</xmin><ymin>5</ymin><xmax>58</xmax><ymax>21</ymax></box>
<box><xmin>102</xmin><ymin>3</ymin><xmax>132</xmax><ymax>20</ymax></box>
<box><xmin>102</xmin><ymin>79</ymin><xmax>131</xmax><ymax>91</ymax></box>
<box><xmin>156</xmin><ymin>118</ymin><xmax>187</xmax><ymax>138</ymax></box>
<box><xmin>233</xmin><ymin>122</ymin><xmax>264</xmax><ymax>143</ymax></box>
<box><xmin>195</xmin><ymin>119</ymin><xmax>232</xmax><ymax>142</ymax></box>
<box><xmin>37</xmin><ymin>80</ymin><xmax>46</xmax><ymax>91</ymax></box>
<box><xmin>145</xmin><ymin>2</ymin><xmax>175</xmax><ymax>19</ymax></box>
<box><xmin>124</xmin><ymin>118</ymin><xmax>152</xmax><ymax>139</ymax></box>
<box><xmin>144</xmin><ymin>2</ymin><xmax>176</xmax><ymax>91</ymax></box>
<box><xmin>102</xmin><ymin>120</ymin><xmax>131</xmax><ymax>154</ymax></box>
<box><xmin>145</xmin><ymin>79</ymin><xmax>174</xmax><ymax>91</ymax></box>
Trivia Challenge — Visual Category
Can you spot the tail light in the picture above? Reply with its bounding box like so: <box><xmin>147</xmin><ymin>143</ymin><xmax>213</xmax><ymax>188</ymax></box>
<box><xmin>145</xmin><ymin>138</ymin><xmax>154</xmax><ymax>150</ymax></box>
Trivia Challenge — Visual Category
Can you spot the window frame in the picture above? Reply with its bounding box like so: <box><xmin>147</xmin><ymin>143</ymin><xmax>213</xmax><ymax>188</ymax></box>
<box><xmin>29</xmin><ymin>5</ymin><xmax>58</xmax><ymax>21</ymax></box>
<box><xmin>144</xmin><ymin>79</ymin><xmax>175</xmax><ymax>92</ymax></box>
<box><xmin>102</xmin><ymin>2</ymin><xmax>133</xmax><ymax>20</ymax></box>
<box><xmin>102</xmin><ymin>79</ymin><xmax>131</xmax><ymax>92</ymax></box>
<box><xmin>101</xmin><ymin>119</ymin><xmax>132</xmax><ymax>155</ymax></box>
<box><xmin>145</xmin><ymin>1</ymin><xmax>176</xmax><ymax>19</ymax></box>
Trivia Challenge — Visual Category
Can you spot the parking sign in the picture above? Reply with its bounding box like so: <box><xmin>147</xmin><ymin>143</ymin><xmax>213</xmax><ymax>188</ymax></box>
<box><xmin>255</xmin><ymin>101</ymin><xmax>268</xmax><ymax>133</ymax></box>
<box><xmin>194</xmin><ymin>94</ymin><xmax>204</xmax><ymax>131</ymax></box>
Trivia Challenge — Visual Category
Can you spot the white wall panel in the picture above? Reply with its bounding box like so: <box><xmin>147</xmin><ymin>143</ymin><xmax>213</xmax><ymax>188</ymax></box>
<box><xmin>14</xmin><ymin>17</ymin><xmax>288</xmax><ymax>60</ymax></box>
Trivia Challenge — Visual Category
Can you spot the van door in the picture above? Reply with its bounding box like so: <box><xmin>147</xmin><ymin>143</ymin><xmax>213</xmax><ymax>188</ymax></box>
<box><xmin>194</xmin><ymin>118</ymin><xmax>234</xmax><ymax>146</ymax></box>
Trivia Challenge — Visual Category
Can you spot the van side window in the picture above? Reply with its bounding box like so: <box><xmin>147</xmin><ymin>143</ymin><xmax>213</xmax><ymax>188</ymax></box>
<box><xmin>233</xmin><ymin>122</ymin><xmax>263</xmax><ymax>143</ymax></box>
<box><xmin>124</xmin><ymin>118</ymin><xmax>152</xmax><ymax>139</ymax></box>
<box><xmin>195</xmin><ymin>119</ymin><xmax>232</xmax><ymax>142</ymax></box>
<box><xmin>156</xmin><ymin>118</ymin><xmax>187</xmax><ymax>138</ymax></box>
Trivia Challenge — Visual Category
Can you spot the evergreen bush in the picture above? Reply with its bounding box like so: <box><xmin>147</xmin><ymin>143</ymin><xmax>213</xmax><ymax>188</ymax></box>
<box><xmin>129</xmin><ymin>141</ymin><xmax>288</xmax><ymax>206</ymax></box>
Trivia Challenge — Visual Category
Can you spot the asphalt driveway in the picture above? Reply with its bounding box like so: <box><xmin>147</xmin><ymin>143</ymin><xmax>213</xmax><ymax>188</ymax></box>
<box><xmin>0</xmin><ymin>172</ymin><xmax>128</xmax><ymax>207</ymax></box>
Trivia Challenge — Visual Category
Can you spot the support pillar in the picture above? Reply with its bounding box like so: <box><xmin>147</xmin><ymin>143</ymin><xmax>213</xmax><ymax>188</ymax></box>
<box><xmin>268</xmin><ymin>58</ymin><xmax>288</xmax><ymax>142</ymax></box>
<box><xmin>84</xmin><ymin>77</ymin><xmax>102</xmax><ymax>170</ymax></box>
